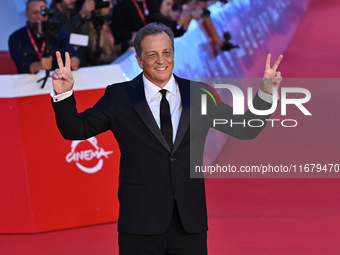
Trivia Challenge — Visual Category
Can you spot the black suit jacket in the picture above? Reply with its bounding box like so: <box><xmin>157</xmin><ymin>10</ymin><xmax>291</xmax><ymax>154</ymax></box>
<box><xmin>52</xmin><ymin>73</ymin><xmax>272</xmax><ymax>235</ymax></box>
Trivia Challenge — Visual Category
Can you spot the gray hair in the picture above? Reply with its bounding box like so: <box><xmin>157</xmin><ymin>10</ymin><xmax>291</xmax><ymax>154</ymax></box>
<box><xmin>134</xmin><ymin>23</ymin><xmax>174</xmax><ymax>58</ymax></box>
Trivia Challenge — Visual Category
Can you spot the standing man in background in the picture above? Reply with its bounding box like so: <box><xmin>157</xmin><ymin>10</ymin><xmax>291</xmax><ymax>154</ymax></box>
<box><xmin>51</xmin><ymin>23</ymin><xmax>282</xmax><ymax>254</ymax></box>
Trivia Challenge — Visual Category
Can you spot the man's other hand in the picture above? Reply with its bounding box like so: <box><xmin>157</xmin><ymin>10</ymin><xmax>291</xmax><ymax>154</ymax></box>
<box><xmin>260</xmin><ymin>54</ymin><xmax>283</xmax><ymax>95</ymax></box>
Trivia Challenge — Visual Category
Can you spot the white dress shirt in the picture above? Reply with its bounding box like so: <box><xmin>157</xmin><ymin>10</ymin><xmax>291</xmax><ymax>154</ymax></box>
<box><xmin>143</xmin><ymin>74</ymin><xmax>182</xmax><ymax>143</ymax></box>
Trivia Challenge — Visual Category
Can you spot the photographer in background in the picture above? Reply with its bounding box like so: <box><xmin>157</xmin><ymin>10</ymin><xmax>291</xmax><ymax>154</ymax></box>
<box><xmin>8</xmin><ymin>0</ymin><xmax>81</xmax><ymax>74</ymax></box>
<box><xmin>50</xmin><ymin>0</ymin><xmax>95</xmax><ymax>35</ymax></box>
<box><xmin>110</xmin><ymin>0</ymin><xmax>152</xmax><ymax>54</ymax></box>
<box><xmin>183</xmin><ymin>0</ymin><xmax>239</xmax><ymax>53</ymax></box>
<box><xmin>77</xmin><ymin>0</ymin><xmax>118</xmax><ymax>66</ymax></box>
<box><xmin>147</xmin><ymin>0</ymin><xmax>191</xmax><ymax>37</ymax></box>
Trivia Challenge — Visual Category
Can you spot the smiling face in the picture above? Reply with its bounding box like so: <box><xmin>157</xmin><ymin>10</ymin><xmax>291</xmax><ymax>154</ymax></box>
<box><xmin>136</xmin><ymin>32</ymin><xmax>174</xmax><ymax>88</ymax></box>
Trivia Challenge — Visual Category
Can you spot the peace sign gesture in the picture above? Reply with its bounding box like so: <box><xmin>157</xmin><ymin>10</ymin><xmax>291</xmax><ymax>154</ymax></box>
<box><xmin>52</xmin><ymin>51</ymin><xmax>74</xmax><ymax>95</ymax></box>
<box><xmin>260</xmin><ymin>53</ymin><xmax>283</xmax><ymax>95</ymax></box>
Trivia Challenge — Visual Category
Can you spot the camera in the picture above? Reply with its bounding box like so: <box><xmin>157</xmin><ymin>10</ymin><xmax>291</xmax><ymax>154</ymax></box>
<box><xmin>32</xmin><ymin>7</ymin><xmax>60</xmax><ymax>39</ymax></box>
<box><xmin>95</xmin><ymin>0</ymin><xmax>110</xmax><ymax>9</ymax></box>
<box><xmin>89</xmin><ymin>0</ymin><xmax>110</xmax><ymax>32</ymax></box>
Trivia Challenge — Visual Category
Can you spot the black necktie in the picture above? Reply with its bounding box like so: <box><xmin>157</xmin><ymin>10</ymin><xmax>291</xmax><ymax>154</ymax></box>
<box><xmin>160</xmin><ymin>89</ymin><xmax>173</xmax><ymax>150</ymax></box>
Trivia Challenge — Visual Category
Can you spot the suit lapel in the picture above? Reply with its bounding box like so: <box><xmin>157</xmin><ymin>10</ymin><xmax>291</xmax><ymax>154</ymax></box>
<box><xmin>172</xmin><ymin>75</ymin><xmax>190</xmax><ymax>153</ymax></box>
<box><xmin>127</xmin><ymin>73</ymin><xmax>171</xmax><ymax>151</ymax></box>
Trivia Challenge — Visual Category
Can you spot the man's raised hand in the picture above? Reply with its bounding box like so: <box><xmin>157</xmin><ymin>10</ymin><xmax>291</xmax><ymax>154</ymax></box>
<box><xmin>260</xmin><ymin>53</ymin><xmax>283</xmax><ymax>95</ymax></box>
<box><xmin>52</xmin><ymin>51</ymin><xmax>74</xmax><ymax>95</ymax></box>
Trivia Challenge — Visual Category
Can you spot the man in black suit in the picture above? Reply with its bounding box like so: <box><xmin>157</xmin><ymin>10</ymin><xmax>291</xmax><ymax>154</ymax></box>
<box><xmin>51</xmin><ymin>23</ymin><xmax>282</xmax><ymax>255</ymax></box>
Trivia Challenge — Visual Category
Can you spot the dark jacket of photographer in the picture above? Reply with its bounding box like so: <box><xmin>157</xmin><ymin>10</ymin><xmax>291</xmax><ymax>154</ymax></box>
<box><xmin>8</xmin><ymin>25</ymin><xmax>80</xmax><ymax>74</ymax></box>
<box><xmin>52</xmin><ymin>8</ymin><xmax>86</xmax><ymax>35</ymax></box>
<box><xmin>110</xmin><ymin>0</ymin><xmax>151</xmax><ymax>53</ymax></box>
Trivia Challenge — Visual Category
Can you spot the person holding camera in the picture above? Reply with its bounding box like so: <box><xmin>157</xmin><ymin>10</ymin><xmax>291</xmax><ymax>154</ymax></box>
<box><xmin>182</xmin><ymin>0</ymin><xmax>239</xmax><ymax>54</ymax></box>
<box><xmin>50</xmin><ymin>0</ymin><xmax>96</xmax><ymax>35</ymax></box>
<box><xmin>147</xmin><ymin>0</ymin><xmax>191</xmax><ymax>37</ymax></box>
<box><xmin>8</xmin><ymin>0</ymin><xmax>81</xmax><ymax>74</ymax></box>
<box><xmin>110</xmin><ymin>0</ymin><xmax>152</xmax><ymax>54</ymax></box>
<box><xmin>78</xmin><ymin>0</ymin><xmax>119</xmax><ymax>66</ymax></box>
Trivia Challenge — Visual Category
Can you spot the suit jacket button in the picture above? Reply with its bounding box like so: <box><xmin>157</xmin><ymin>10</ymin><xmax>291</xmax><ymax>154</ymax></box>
<box><xmin>170</xmin><ymin>158</ymin><xmax>176</xmax><ymax>161</ymax></box>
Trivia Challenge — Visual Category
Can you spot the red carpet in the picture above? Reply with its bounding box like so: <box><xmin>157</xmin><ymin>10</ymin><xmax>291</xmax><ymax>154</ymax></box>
<box><xmin>1</xmin><ymin>0</ymin><xmax>340</xmax><ymax>254</ymax></box>
<box><xmin>206</xmin><ymin>0</ymin><xmax>340</xmax><ymax>254</ymax></box>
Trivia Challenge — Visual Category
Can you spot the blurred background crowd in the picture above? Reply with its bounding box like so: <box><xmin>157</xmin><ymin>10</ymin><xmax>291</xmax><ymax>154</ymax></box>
<box><xmin>8</xmin><ymin>0</ymin><xmax>238</xmax><ymax>74</ymax></box>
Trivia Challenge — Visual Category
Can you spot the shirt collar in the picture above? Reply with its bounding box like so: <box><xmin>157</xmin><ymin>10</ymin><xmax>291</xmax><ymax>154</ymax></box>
<box><xmin>143</xmin><ymin>74</ymin><xmax>177</xmax><ymax>101</ymax></box>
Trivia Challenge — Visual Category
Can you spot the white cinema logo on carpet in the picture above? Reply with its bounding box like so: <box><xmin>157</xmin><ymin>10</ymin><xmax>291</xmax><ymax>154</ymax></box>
<box><xmin>66</xmin><ymin>137</ymin><xmax>113</xmax><ymax>174</ymax></box>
